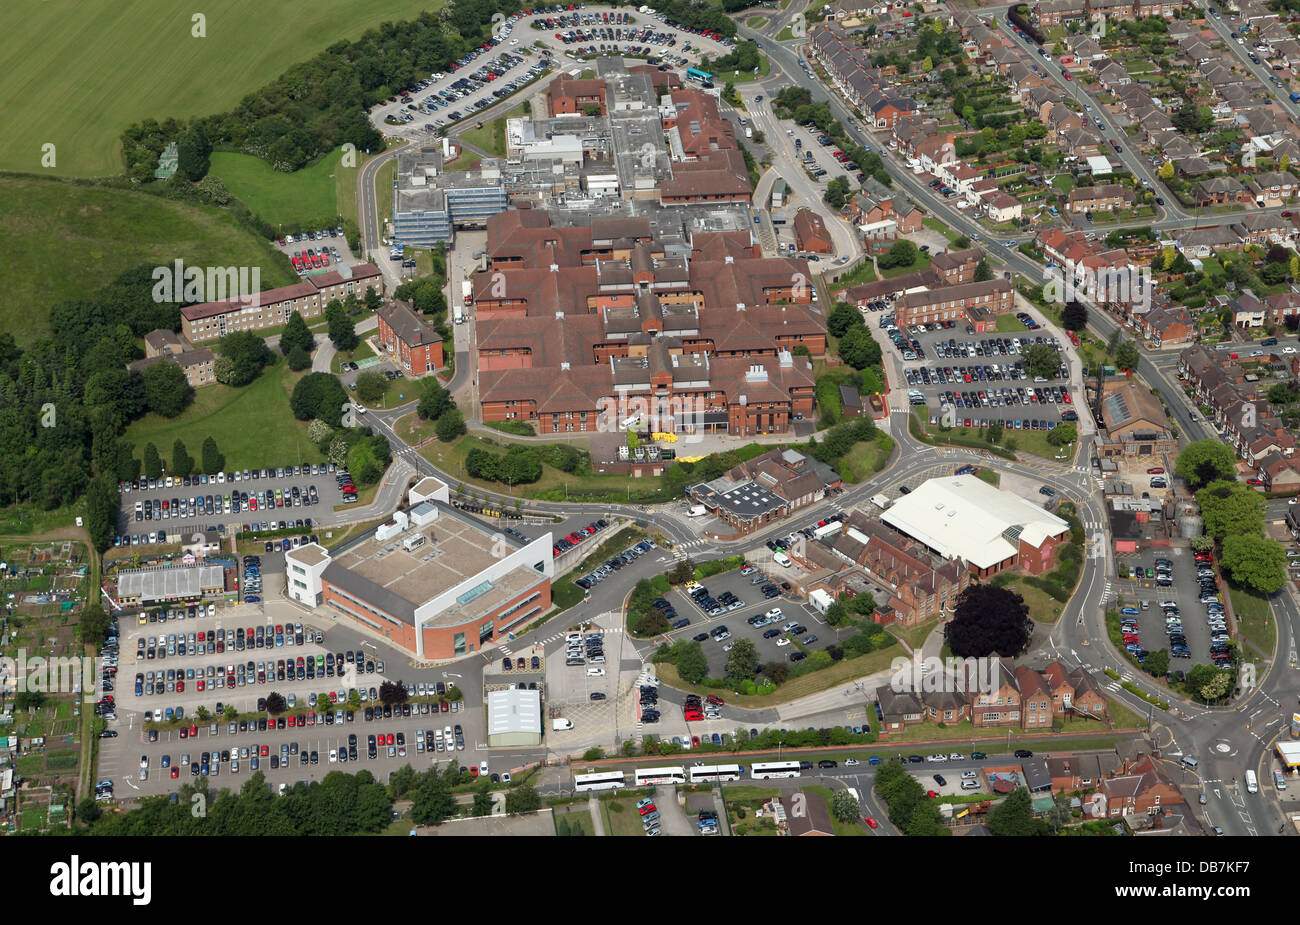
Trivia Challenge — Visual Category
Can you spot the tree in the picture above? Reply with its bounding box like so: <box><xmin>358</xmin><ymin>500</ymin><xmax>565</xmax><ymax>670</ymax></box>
<box><xmin>435</xmin><ymin>408</ymin><xmax>466</xmax><ymax>442</ymax></box>
<box><xmin>143</xmin><ymin>442</ymin><xmax>163</xmax><ymax>479</ymax></box>
<box><xmin>1189</xmin><ymin>535</ymin><xmax>1214</xmax><ymax>553</ymax></box>
<box><xmin>315</xmin><ymin>693</ymin><xmax>332</xmax><ymax>714</ymax></box>
<box><xmin>141</xmin><ymin>360</ymin><xmax>192</xmax><ymax>417</ymax></box>
<box><xmin>286</xmin><ymin>345</ymin><xmax>311</xmax><ymax>371</ymax></box>
<box><xmin>329</xmin><ymin>312</ymin><xmax>359</xmax><ymax>352</ymax></box>
<box><xmin>1197</xmin><ymin>481</ymin><xmax>1266</xmax><ymax>540</ymax></box>
<box><xmin>172</xmin><ymin>439</ymin><xmax>193</xmax><ymax>477</ymax></box>
<box><xmin>411</xmin><ymin>771</ymin><xmax>456</xmax><ymax>826</ymax></box>
<box><xmin>1047</xmin><ymin>422</ymin><xmax>1077</xmax><ymax>446</ymax></box>
<box><xmin>1062</xmin><ymin>300</ymin><xmax>1088</xmax><ymax>332</ymax></box>
<box><xmin>1114</xmin><ymin>340</ymin><xmax>1141</xmax><ymax>371</ymax></box>
<box><xmin>216</xmin><ymin>331</ymin><xmax>274</xmax><ymax>386</ymax></box>
<box><xmin>986</xmin><ymin>420</ymin><xmax>1004</xmax><ymax>444</ymax></box>
<box><xmin>201</xmin><ymin>436</ymin><xmax>225</xmax><ymax>474</ymax></box>
<box><xmin>1021</xmin><ymin>343</ymin><xmax>1060</xmax><ymax>380</ymax></box>
<box><xmin>265</xmin><ymin>692</ymin><xmax>287</xmax><ymax>714</ymax></box>
<box><xmin>1268</xmin><ymin>382</ymin><xmax>1300</xmax><ymax>406</ymax></box>
<box><xmin>78</xmin><ymin>603</ymin><xmax>112</xmax><ymax>647</ymax></box>
<box><xmin>723</xmin><ymin>639</ymin><xmax>758</xmax><ymax>686</ymax></box>
<box><xmin>1220</xmin><ymin>533</ymin><xmax>1287</xmax><ymax>595</ymax></box>
<box><xmin>1143</xmin><ymin>648</ymin><xmax>1170</xmax><ymax>678</ymax></box>
<box><xmin>878</xmin><ymin>239</ymin><xmax>919</xmax><ymax>270</ymax></box>
<box><xmin>973</xmin><ymin>260</ymin><xmax>994</xmax><ymax>283</ymax></box>
<box><xmin>280</xmin><ymin>312</ymin><xmax>315</xmax><ymax>357</ymax></box>
<box><xmin>1176</xmin><ymin>440</ymin><xmax>1238</xmax><ymax>491</ymax></box>
<box><xmin>831</xmin><ymin>789</ymin><xmax>861</xmax><ymax>823</ymax></box>
<box><xmin>176</xmin><ymin>124</ymin><xmax>212</xmax><ymax>181</ymax></box>
<box><xmin>838</xmin><ymin>325</ymin><xmax>881</xmax><ymax>370</ymax></box>
<box><xmin>76</xmin><ymin>797</ymin><xmax>103</xmax><ymax>825</ymax></box>
<box><xmin>355</xmin><ymin>371</ymin><xmax>387</xmax><ymax>404</ymax></box>
<box><xmin>675</xmin><ymin>642</ymin><xmax>709</xmax><ymax>684</ymax></box>
<box><xmin>668</xmin><ymin>558</ymin><xmax>696</xmax><ymax>585</ymax></box>
<box><xmin>945</xmin><ymin>584</ymin><xmax>1032</xmax><ymax>657</ymax></box>
<box><xmin>417</xmin><ymin>380</ymin><xmax>455</xmax><ymax>421</ymax></box>
<box><xmin>828</xmin><ymin>301</ymin><xmax>863</xmax><ymax>338</ymax></box>
<box><xmin>987</xmin><ymin>787</ymin><xmax>1043</xmax><ymax>836</ymax></box>
<box><xmin>504</xmin><ymin>784</ymin><xmax>541</xmax><ymax>815</ymax></box>
<box><xmin>471</xmin><ymin>784</ymin><xmax>493</xmax><ymax>817</ymax></box>
<box><xmin>291</xmin><ymin>373</ymin><xmax>349</xmax><ymax>427</ymax></box>
<box><xmin>15</xmin><ymin>690</ymin><xmax>45</xmax><ymax>711</ymax></box>
<box><xmin>379</xmin><ymin>680</ymin><xmax>407</xmax><ymax>705</ymax></box>
<box><xmin>1157</xmin><ymin>160</ymin><xmax>1175</xmax><ymax>181</ymax></box>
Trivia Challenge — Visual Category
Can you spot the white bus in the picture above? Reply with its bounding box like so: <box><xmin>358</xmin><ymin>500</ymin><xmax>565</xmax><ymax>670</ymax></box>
<box><xmin>750</xmin><ymin>760</ymin><xmax>802</xmax><ymax>780</ymax></box>
<box><xmin>688</xmin><ymin>763</ymin><xmax>742</xmax><ymax>784</ymax></box>
<box><xmin>573</xmin><ymin>770</ymin><xmax>627</xmax><ymax>793</ymax></box>
<box><xmin>634</xmin><ymin>765</ymin><xmax>687</xmax><ymax>786</ymax></box>
<box><xmin>1245</xmin><ymin>769</ymin><xmax>1259</xmax><ymax>794</ymax></box>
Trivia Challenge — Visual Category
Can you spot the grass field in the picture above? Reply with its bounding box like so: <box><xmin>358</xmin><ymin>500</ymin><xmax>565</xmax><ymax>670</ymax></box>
<box><xmin>0</xmin><ymin>0</ymin><xmax>449</xmax><ymax>177</ymax></box>
<box><xmin>0</xmin><ymin>175</ymin><xmax>295</xmax><ymax>345</ymax></box>
<box><xmin>995</xmin><ymin>314</ymin><xmax>1029</xmax><ymax>333</ymax></box>
<box><xmin>210</xmin><ymin>149</ymin><xmax>351</xmax><ymax>227</ymax></box>
<box><xmin>880</xmin><ymin>253</ymin><xmax>931</xmax><ymax>279</ymax></box>
<box><xmin>458</xmin><ymin>104</ymin><xmax>527</xmax><ymax>158</ymax></box>
<box><xmin>124</xmin><ymin>357</ymin><xmax>325</xmax><ymax>471</ymax></box>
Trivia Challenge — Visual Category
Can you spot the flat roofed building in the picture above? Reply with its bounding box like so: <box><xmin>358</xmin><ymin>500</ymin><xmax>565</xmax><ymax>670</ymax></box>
<box><xmin>288</xmin><ymin>501</ymin><xmax>554</xmax><ymax>660</ymax></box>
<box><xmin>881</xmin><ymin>475</ymin><xmax>1070</xmax><ymax>577</ymax></box>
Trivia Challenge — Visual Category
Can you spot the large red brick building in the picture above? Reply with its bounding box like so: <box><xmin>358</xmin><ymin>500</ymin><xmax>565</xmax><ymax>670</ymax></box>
<box><xmin>470</xmin><ymin>211</ymin><xmax>825</xmax><ymax>436</ymax></box>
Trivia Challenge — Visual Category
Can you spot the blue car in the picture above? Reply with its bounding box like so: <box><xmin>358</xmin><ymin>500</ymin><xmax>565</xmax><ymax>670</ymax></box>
<box><xmin>868</xmin><ymin>756</ymin><xmax>882</xmax><ymax>765</ymax></box>
<box><xmin>1120</xmin><ymin>606</ymin><xmax>1139</xmax><ymax>615</ymax></box>
<box><xmin>245</xmin><ymin>596</ymin><xmax>261</xmax><ymax>603</ymax></box>
<box><xmin>711</xmin><ymin>733</ymin><xmax>721</xmax><ymax>745</ymax></box>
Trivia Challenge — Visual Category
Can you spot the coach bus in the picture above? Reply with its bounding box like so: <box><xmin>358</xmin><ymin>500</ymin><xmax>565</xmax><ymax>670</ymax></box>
<box><xmin>634</xmin><ymin>765</ymin><xmax>687</xmax><ymax>786</ymax></box>
<box><xmin>750</xmin><ymin>760</ymin><xmax>802</xmax><ymax>780</ymax></box>
<box><xmin>573</xmin><ymin>770</ymin><xmax>627</xmax><ymax>793</ymax></box>
<box><xmin>688</xmin><ymin>763</ymin><xmax>743</xmax><ymax>784</ymax></box>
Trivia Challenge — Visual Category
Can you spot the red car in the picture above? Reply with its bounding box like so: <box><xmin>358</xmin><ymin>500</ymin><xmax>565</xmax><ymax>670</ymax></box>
<box><xmin>260</xmin><ymin>745</ymin><xmax>269</xmax><ymax>757</ymax></box>
<box><xmin>176</xmin><ymin>681</ymin><xmax>184</xmax><ymax>692</ymax></box>
<box><xmin>705</xmin><ymin>695</ymin><xmax>724</xmax><ymax>706</ymax></box>
<box><xmin>926</xmin><ymin>790</ymin><xmax>939</xmax><ymax>798</ymax></box>
<box><xmin>1284</xmin><ymin>211</ymin><xmax>1293</xmax><ymax>218</ymax></box>
<box><xmin>1062</xmin><ymin>391</ymin><xmax>1072</xmax><ymax>403</ymax></box>
<box><xmin>179</xmin><ymin>727</ymin><xmax>188</xmax><ymax>739</ymax></box>
<box><xmin>638</xmin><ymin>803</ymin><xmax>658</xmax><ymax>816</ymax></box>
<box><xmin>1147</xmin><ymin>467</ymin><xmax>1164</xmax><ymax>475</ymax></box>
<box><xmin>386</xmin><ymin>734</ymin><xmax>395</xmax><ymax>746</ymax></box>
<box><xmin>1247</xmin><ymin>478</ymin><xmax>1264</xmax><ymax>485</ymax></box>
<box><xmin>171</xmin><ymin>767</ymin><xmax>180</xmax><ymax>779</ymax></box>
<box><xmin>470</xmin><ymin>766</ymin><xmax>480</xmax><ymax>777</ymax></box>
<box><xmin>288</xmin><ymin>715</ymin><xmax>297</xmax><ymax>727</ymax></box>
<box><xmin>691</xmin><ymin>736</ymin><xmax>701</xmax><ymax>747</ymax></box>
<box><xmin>864</xmin><ymin>816</ymin><xmax>879</xmax><ymax>829</ymax></box>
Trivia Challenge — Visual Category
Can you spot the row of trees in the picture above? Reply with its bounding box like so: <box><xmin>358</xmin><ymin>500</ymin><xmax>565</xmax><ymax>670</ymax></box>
<box><xmin>138</xmin><ymin>436</ymin><xmax>225</xmax><ymax>479</ymax></box>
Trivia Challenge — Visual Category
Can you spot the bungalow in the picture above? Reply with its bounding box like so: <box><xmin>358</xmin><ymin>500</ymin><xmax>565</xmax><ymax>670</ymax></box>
<box><xmin>1176</xmin><ymin>225</ymin><xmax>1244</xmax><ymax>259</ymax></box>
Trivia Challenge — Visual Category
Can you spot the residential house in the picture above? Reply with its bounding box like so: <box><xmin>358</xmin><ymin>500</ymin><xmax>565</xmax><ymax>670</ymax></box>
<box><xmin>1101</xmin><ymin>754</ymin><xmax>1186</xmax><ymax>816</ymax></box>
<box><xmin>1066</xmin><ymin>183</ymin><xmax>1136</xmax><ymax>214</ymax></box>
<box><xmin>1193</xmin><ymin>176</ymin><xmax>1252</xmax><ymax>207</ymax></box>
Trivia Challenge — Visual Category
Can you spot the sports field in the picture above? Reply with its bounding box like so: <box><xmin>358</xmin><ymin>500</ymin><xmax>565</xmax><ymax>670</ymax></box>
<box><xmin>0</xmin><ymin>175</ymin><xmax>296</xmax><ymax>345</ymax></box>
<box><xmin>0</xmin><ymin>0</ymin><xmax>447</xmax><ymax>177</ymax></box>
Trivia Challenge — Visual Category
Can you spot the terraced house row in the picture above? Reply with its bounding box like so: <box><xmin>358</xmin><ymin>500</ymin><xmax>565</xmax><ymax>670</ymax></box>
<box><xmin>469</xmin><ymin>210</ymin><xmax>825</xmax><ymax>436</ymax></box>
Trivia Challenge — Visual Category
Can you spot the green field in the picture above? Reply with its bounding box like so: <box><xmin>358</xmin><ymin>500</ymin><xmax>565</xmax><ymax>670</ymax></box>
<box><xmin>995</xmin><ymin>314</ymin><xmax>1029</xmax><ymax>333</ymax></box>
<box><xmin>0</xmin><ymin>175</ymin><xmax>295</xmax><ymax>345</ymax></box>
<box><xmin>124</xmin><ymin>357</ymin><xmax>325</xmax><ymax>471</ymax></box>
<box><xmin>211</xmin><ymin>149</ymin><xmax>351</xmax><ymax>227</ymax></box>
<box><xmin>0</xmin><ymin>0</ymin><xmax>449</xmax><ymax>177</ymax></box>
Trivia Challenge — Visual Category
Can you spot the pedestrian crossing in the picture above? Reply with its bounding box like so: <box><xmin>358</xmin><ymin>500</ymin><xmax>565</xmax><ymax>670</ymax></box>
<box><xmin>499</xmin><ymin>625</ymin><xmax>626</xmax><ymax>656</ymax></box>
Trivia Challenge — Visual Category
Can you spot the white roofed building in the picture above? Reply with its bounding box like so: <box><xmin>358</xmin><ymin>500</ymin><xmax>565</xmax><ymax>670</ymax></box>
<box><xmin>880</xmin><ymin>476</ymin><xmax>1071</xmax><ymax>577</ymax></box>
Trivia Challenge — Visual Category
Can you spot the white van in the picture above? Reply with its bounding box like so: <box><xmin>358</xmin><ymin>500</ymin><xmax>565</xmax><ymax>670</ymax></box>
<box><xmin>687</xmin><ymin>504</ymin><xmax>707</xmax><ymax>517</ymax></box>
<box><xmin>1245</xmin><ymin>769</ymin><xmax>1259</xmax><ymax>793</ymax></box>
<box><xmin>870</xmin><ymin>494</ymin><xmax>891</xmax><ymax>510</ymax></box>
<box><xmin>773</xmin><ymin>551</ymin><xmax>792</xmax><ymax>567</ymax></box>
<box><xmin>552</xmin><ymin>718</ymin><xmax>574</xmax><ymax>731</ymax></box>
